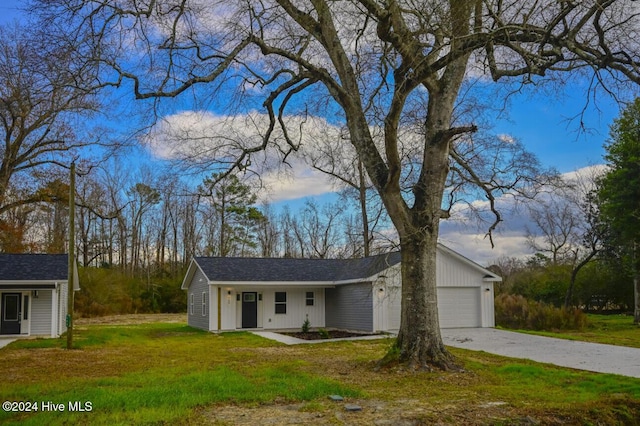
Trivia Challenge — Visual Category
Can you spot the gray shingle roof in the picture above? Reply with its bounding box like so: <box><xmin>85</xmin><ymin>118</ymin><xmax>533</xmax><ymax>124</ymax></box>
<box><xmin>195</xmin><ymin>251</ymin><xmax>401</xmax><ymax>282</ymax></box>
<box><xmin>0</xmin><ymin>254</ymin><xmax>68</xmax><ymax>281</ymax></box>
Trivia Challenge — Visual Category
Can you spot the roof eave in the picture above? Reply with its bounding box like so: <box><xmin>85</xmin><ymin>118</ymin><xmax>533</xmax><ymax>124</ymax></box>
<box><xmin>0</xmin><ymin>280</ymin><xmax>67</xmax><ymax>285</ymax></box>
<box><xmin>206</xmin><ymin>276</ymin><xmax>380</xmax><ymax>287</ymax></box>
<box><xmin>181</xmin><ymin>259</ymin><xmax>211</xmax><ymax>290</ymax></box>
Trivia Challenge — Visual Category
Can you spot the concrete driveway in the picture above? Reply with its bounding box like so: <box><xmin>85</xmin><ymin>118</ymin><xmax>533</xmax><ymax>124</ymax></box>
<box><xmin>442</xmin><ymin>328</ymin><xmax>640</xmax><ymax>378</ymax></box>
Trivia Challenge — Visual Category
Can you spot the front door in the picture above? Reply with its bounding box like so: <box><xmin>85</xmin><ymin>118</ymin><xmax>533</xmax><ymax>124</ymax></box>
<box><xmin>1</xmin><ymin>293</ymin><xmax>21</xmax><ymax>335</ymax></box>
<box><xmin>241</xmin><ymin>292</ymin><xmax>258</xmax><ymax>328</ymax></box>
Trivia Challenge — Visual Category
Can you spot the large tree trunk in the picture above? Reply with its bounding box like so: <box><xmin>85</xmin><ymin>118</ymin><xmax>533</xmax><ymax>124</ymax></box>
<box><xmin>396</xmin><ymin>229</ymin><xmax>456</xmax><ymax>370</ymax></box>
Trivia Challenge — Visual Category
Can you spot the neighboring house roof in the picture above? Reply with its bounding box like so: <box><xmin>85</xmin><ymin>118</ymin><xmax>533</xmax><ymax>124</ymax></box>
<box><xmin>193</xmin><ymin>251</ymin><xmax>402</xmax><ymax>283</ymax></box>
<box><xmin>0</xmin><ymin>253</ymin><xmax>69</xmax><ymax>281</ymax></box>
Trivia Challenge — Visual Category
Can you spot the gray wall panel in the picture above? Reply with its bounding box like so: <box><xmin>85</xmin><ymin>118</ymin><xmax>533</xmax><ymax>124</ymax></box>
<box><xmin>325</xmin><ymin>282</ymin><xmax>373</xmax><ymax>332</ymax></box>
<box><xmin>186</xmin><ymin>268</ymin><xmax>209</xmax><ymax>331</ymax></box>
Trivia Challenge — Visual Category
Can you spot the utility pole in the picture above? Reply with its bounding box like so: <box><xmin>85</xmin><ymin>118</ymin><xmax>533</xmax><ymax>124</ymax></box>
<box><xmin>67</xmin><ymin>161</ymin><xmax>76</xmax><ymax>350</ymax></box>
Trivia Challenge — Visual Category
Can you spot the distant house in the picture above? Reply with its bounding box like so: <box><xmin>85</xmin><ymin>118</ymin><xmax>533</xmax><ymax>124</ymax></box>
<box><xmin>0</xmin><ymin>254</ymin><xmax>79</xmax><ymax>338</ymax></box>
<box><xmin>181</xmin><ymin>244</ymin><xmax>500</xmax><ymax>333</ymax></box>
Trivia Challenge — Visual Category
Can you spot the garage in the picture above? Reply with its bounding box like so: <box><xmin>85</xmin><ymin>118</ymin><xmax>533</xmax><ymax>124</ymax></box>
<box><xmin>378</xmin><ymin>244</ymin><xmax>499</xmax><ymax>332</ymax></box>
<box><xmin>384</xmin><ymin>286</ymin><xmax>484</xmax><ymax>330</ymax></box>
<box><xmin>437</xmin><ymin>287</ymin><xmax>481</xmax><ymax>328</ymax></box>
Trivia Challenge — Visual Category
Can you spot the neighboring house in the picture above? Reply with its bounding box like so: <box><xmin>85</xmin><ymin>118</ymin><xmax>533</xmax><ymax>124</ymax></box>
<box><xmin>0</xmin><ymin>254</ymin><xmax>79</xmax><ymax>338</ymax></box>
<box><xmin>181</xmin><ymin>244</ymin><xmax>501</xmax><ymax>333</ymax></box>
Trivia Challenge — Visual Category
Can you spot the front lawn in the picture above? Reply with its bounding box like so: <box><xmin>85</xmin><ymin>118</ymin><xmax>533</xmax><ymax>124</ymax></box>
<box><xmin>1</xmin><ymin>317</ymin><xmax>639</xmax><ymax>425</ymax></box>
<box><xmin>510</xmin><ymin>314</ymin><xmax>640</xmax><ymax>348</ymax></box>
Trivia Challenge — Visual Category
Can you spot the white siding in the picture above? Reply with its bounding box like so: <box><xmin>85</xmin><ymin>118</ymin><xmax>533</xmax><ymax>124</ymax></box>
<box><xmin>481</xmin><ymin>284</ymin><xmax>495</xmax><ymax>327</ymax></box>
<box><xmin>382</xmin><ymin>249</ymin><xmax>495</xmax><ymax>330</ymax></box>
<box><xmin>30</xmin><ymin>290</ymin><xmax>53</xmax><ymax>336</ymax></box>
<box><xmin>385</xmin><ymin>284</ymin><xmax>402</xmax><ymax>331</ymax></box>
<box><xmin>20</xmin><ymin>293</ymin><xmax>30</xmax><ymax>334</ymax></box>
<box><xmin>249</xmin><ymin>288</ymin><xmax>326</xmax><ymax>330</ymax></box>
<box><xmin>220</xmin><ymin>287</ymin><xmax>237</xmax><ymax>330</ymax></box>
<box><xmin>436</xmin><ymin>250</ymin><xmax>485</xmax><ymax>287</ymax></box>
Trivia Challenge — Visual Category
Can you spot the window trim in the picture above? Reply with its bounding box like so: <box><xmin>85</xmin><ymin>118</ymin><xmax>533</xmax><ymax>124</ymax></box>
<box><xmin>23</xmin><ymin>295</ymin><xmax>29</xmax><ymax>320</ymax></box>
<box><xmin>275</xmin><ymin>291</ymin><xmax>287</xmax><ymax>314</ymax></box>
<box><xmin>202</xmin><ymin>292</ymin><xmax>208</xmax><ymax>316</ymax></box>
<box><xmin>305</xmin><ymin>291</ymin><xmax>314</xmax><ymax>306</ymax></box>
<box><xmin>190</xmin><ymin>293</ymin><xmax>195</xmax><ymax>315</ymax></box>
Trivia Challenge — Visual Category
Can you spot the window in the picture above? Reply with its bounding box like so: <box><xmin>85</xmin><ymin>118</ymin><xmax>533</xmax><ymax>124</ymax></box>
<box><xmin>305</xmin><ymin>291</ymin><xmax>314</xmax><ymax>306</ymax></box>
<box><xmin>190</xmin><ymin>293</ymin><xmax>195</xmax><ymax>315</ymax></box>
<box><xmin>23</xmin><ymin>295</ymin><xmax>29</xmax><ymax>320</ymax></box>
<box><xmin>275</xmin><ymin>292</ymin><xmax>287</xmax><ymax>314</ymax></box>
<box><xmin>202</xmin><ymin>292</ymin><xmax>208</xmax><ymax>316</ymax></box>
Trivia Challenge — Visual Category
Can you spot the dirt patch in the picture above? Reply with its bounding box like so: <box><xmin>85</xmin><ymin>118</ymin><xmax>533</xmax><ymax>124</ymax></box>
<box><xmin>198</xmin><ymin>398</ymin><xmax>542</xmax><ymax>425</ymax></box>
<box><xmin>281</xmin><ymin>330</ymin><xmax>382</xmax><ymax>340</ymax></box>
<box><xmin>75</xmin><ymin>313</ymin><xmax>186</xmax><ymax>326</ymax></box>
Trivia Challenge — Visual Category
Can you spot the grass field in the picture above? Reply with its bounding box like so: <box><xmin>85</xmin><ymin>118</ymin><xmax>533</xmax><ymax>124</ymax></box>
<box><xmin>513</xmin><ymin>314</ymin><xmax>640</xmax><ymax>348</ymax></box>
<box><xmin>0</xmin><ymin>315</ymin><xmax>639</xmax><ymax>425</ymax></box>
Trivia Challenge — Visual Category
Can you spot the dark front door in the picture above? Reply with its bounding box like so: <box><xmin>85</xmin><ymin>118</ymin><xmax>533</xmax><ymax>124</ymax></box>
<box><xmin>241</xmin><ymin>292</ymin><xmax>258</xmax><ymax>328</ymax></box>
<box><xmin>1</xmin><ymin>293</ymin><xmax>21</xmax><ymax>335</ymax></box>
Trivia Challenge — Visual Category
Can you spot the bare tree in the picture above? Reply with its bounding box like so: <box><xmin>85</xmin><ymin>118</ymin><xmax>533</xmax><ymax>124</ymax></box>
<box><xmin>0</xmin><ymin>23</ymin><xmax>98</xmax><ymax>215</ymax></box>
<box><xmin>38</xmin><ymin>0</ymin><xmax>640</xmax><ymax>369</ymax></box>
<box><xmin>526</xmin><ymin>194</ymin><xmax>579</xmax><ymax>265</ymax></box>
<box><xmin>298</xmin><ymin>199</ymin><xmax>344</xmax><ymax>258</ymax></box>
<box><xmin>127</xmin><ymin>181</ymin><xmax>161</xmax><ymax>272</ymax></box>
<box><xmin>256</xmin><ymin>204</ymin><xmax>280</xmax><ymax>257</ymax></box>
<box><xmin>526</xmin><ymin>168</ymin><xmax>606</xmax><ymax>308</ymax></box>
<box><xmin>307</xmin><ymin>127</ymin><xmax>386</xmax><ymax>257</ymax></box>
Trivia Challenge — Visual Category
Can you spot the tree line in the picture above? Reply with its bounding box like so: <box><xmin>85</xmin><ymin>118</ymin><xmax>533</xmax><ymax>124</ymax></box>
<box><xmin>494</xmin><ymin>99</ymin><xmax>640</xmax><ymax>322</ymax></box>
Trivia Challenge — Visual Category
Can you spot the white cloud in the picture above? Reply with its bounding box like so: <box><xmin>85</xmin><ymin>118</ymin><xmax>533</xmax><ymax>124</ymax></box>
<box><xmin>145</xmin><ymin>110</ymin><xmax>346</xmax><ymax>202</ymax></box>
<box><xmin>258</xmin><ymin>159</ymin><xmax>336</xmax><ymax>203</ymax></box>
<box><xmin>439</xmin><ymin>229</ymin><xmax>533</xmax><ymax>266</ymax></box>
<box><xmin>440</xmin><ymin>164</ymin><xmax>607</xmax><ymax>264</ymax></box>
<box><xmin>497</xmin><ymin>133</ymin><xmax>516</xmax><ymax>144</ymax></box>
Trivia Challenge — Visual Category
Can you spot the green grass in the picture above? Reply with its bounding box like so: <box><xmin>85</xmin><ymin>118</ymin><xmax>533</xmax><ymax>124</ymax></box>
<box><xmin>508</xmin><ymin>314</ymin><xmax>640</xmax><ymax>348</ymax></box>
<box><xmin>0</xmin><ymin>324</ymin><xmax>358</xmax><ymax>425</ymax></box>
<box><xmin>1</xmin><ymin>319</ymin><xmax>639</xmax><ymax>425</ymax></box>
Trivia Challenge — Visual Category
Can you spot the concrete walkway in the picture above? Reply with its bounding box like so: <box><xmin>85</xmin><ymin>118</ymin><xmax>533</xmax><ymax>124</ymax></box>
<box><xmin>253</xmin><ymin>329</ymin><xmax>640</xmax><ymax>378</ymax></box>
<box><xmin>0</xmin><ymin>338</ymin><xmax>16</xmax><ymax>349</ymax></box>
<box><xmin>252</xmin><ymin>331</ymin><xmax>391</xmax><ymax>345</ymax></box>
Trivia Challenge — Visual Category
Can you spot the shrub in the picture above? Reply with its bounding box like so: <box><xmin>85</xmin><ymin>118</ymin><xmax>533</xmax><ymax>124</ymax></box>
<box><xmin>495</xmin><ymin>294</ymin><xmax>588</xmax><ymax>331</ymax></box>
<box><xmin>301</xmin><ymin>318</ymin><xmax>311</xmax><ymax>333</ymax></box>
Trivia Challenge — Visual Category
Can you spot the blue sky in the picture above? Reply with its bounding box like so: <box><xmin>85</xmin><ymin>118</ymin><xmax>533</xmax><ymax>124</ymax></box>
<box><xmin>0</xmin><ymin>1</ymin><xmax>25</xmax><ymax>24</ymax></box>
<box><xmin>0</xmin><ymin>1</ymin><xmax>632</xmax><ymax>263</ymax></box>
<box><xmin>0</xmin><ymin>0</ymin><xmax>620</xmax><ymax>174</ymax></box>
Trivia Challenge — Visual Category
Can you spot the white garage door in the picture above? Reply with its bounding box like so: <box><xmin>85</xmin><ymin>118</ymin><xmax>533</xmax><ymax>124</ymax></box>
<box><xmin>386</xmin><ymin>286</ymin><xmax>482</xmax><ymax>330</ymax></box>
<box><xmin>437</xmin><ymin>287</ymin><xmax>481</xmax><ymax>328</ymax></box>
